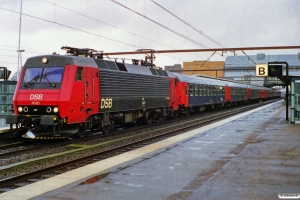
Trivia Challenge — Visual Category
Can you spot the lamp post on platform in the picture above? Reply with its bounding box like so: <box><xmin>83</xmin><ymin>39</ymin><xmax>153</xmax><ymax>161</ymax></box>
<box><xmin>17</xmin><ymin>0</ymin><xmax>23</xmax><ymax>80</ymax></box>
<box><xmin>16</xmin><ymin>49</ymin><xmax>25</xmax><ymax>79</ymax></box>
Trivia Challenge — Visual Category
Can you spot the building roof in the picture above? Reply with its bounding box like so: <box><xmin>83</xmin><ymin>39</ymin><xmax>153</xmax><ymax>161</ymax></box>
<box><xmin>225</xmin><ymin>53</ymin><xmax>300</xmax><ymax>68</ymax></box>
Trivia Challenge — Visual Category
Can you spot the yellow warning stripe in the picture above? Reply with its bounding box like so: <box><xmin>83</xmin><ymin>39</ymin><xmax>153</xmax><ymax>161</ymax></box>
<box><xmin>35</xmin><ymin>137</ymin><xmax>66</xmax><ymax>139</ymax></box>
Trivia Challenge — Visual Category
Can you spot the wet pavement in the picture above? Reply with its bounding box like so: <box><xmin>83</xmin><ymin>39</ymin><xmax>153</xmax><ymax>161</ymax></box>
<box><xmin>1</xmin><ymin>100</ymin><xmax>299</xmax><ymax>200</ymax></box>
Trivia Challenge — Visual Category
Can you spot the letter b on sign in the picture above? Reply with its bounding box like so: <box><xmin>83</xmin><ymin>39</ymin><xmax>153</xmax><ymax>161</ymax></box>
<box><xmin>256</xmin><ymin>64</ymin><xmax>268</xmax><ymax>76</ymax></box>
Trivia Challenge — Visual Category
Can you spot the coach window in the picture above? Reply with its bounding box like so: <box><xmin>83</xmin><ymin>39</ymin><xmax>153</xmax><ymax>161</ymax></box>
<box><xmin>195</xmin><ymin>85</ymin><xmax>199</xmax><ymax>96</ymax></box>
<box><xmin>215</xmin><ymin>86</ymin><xmax>217</xmax><ymax>96</ymax></box>
<box><xmin>213</xmin><ymin>86</ymin><xmax>216</xmax><ymax>96</ymax></box>
<box><xmin>207</xmin><ymin>85</ymin><xmax>209</xmax><ymax>96</ymax></box>
<box><xmin>199</xmin><ymin>85</ymin><xmax>202</xmax><ymax>96</ymax></box>
<box><xmin>206</xmin><ymin>85</ymin><xmax>209</xmax><ymax>96</ymax></box>
<box><xmin>190</xmin><ymin>84</ymin><xmax>194</xmax><ymax>96</ymax></box>
<box><xmin>76</xmin><ymin>67</ymin><xmax>83</xmax><ymax>80</ymax></box>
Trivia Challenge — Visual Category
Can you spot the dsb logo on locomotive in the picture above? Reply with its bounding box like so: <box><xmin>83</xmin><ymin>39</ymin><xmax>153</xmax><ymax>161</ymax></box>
<box><xmin>101</xmin><ymin>98</ymin><xmax>113</xmax><ymax>109</ymax></box>
<box><xmin>30</xmin><ymin>94</ymin><xmax>43</xmax><ymax>100</ymax></box>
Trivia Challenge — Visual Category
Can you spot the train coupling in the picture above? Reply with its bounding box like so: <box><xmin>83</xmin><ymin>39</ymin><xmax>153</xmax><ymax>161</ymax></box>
<box><xmin>22</xmin><ymin>130</ymin><xmax>36</xmax><ymax>139</ymax></box>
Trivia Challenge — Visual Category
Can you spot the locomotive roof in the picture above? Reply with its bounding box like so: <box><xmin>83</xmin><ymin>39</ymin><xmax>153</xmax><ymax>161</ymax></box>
<box><xmin>24</xmin><ymin>55</ymin><xmax>173</xmax><ymax>78</ymax></box>
<box><xmin>174</xmin><ymin>73</ymin><xmax>227</xmax><ymax>86</ymax></box>
<box><xmin>24</xmin><ymin>55</ymin><xmax>100</xmax><ymax>68</ymax></box>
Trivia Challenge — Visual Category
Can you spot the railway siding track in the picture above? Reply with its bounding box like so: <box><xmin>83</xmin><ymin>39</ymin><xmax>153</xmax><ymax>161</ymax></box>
<box><xmin>0</xmin><ymin>100</ymin><xmax>279</xmax><ymax>192</ymax></box>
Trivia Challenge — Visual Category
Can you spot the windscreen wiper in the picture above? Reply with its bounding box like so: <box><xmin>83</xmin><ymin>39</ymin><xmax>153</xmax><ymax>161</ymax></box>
<box><xmin>43</xmin><ymin>73</ymin><xmax>56</xmax><ymax>87</ymax></box>
<box><xmin>23</xmin><ymin>74</ymin><xmax>40</xmax><ymax>88</ymax></box>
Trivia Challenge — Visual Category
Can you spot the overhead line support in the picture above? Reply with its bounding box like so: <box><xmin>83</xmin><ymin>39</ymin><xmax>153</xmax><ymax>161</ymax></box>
<box><xmin>104</xmin><ymin>46</ymin><xmax>300</xmax><ymax>56</ymax></box>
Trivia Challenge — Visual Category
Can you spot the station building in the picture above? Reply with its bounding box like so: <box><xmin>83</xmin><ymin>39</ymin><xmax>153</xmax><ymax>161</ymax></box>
<box><xmin>0</xmin><ymin>68</ymin><xmax>15</xmax><ymax>116</ymax></box>
<box><xmin>224</xmin><ymin>53</ymin><xmax>300</xmax><ymax>86</ymax></box>
<box><xmin>165</xmin><ymin>64</ymin><xmax>183</xmax><ymax>74</ymax></box>
<box><xmin>182</xmin><ymin>60</ymin><xmax>224</xmax><ymax>77</ymax></box>
<box><xmin>177</xmin><ymin>53</ymin><xmax>300</xmax><ymax>87</ymax></box>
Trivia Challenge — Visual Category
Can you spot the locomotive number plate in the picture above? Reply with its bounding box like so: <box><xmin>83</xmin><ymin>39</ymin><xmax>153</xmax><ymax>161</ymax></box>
<box><xmin>32</xmin><ymin>101</ymin><xmax>40</xmax><ymax>105</ymax></box>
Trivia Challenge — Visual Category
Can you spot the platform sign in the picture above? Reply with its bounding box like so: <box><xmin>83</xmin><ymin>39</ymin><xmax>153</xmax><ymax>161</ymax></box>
<box><xmin>268</xmin><ymin>64</ymin><xmax>283</xmax><ymax>77</ymax></box>
<box><xmin>256</xmin><ymin>64</ymin><xmax>268</xmax><ymax>76</ymax></box>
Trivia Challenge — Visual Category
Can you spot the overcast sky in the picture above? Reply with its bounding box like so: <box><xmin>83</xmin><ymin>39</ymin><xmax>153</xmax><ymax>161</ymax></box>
<box><xmin>0</xmin><ymin>0</ymin><xmax>299</xmax><ymax>74</ymax></box>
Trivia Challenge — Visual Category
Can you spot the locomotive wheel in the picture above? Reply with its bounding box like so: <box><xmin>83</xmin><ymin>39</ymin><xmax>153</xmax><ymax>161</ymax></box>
<box><xmin>102</xmin><ymin>128</ymin><xmax>110</xmax><ymax>133</ymax></box>
<box><xmin>146</xmin><ymin>119</ymin><xmax>153</xmax><ymax>124</ymax></box>
<box><xmin>76</xmin><ymin>125</ymin><xmax>87</xmax><ymax>138</ymax></box>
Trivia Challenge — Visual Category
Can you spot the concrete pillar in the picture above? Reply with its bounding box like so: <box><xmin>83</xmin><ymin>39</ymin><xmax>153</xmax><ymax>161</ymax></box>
<box><xmin>290</xmin><ymin>81</ymin><xmax>295</xmax><ymax>123</ymax></box>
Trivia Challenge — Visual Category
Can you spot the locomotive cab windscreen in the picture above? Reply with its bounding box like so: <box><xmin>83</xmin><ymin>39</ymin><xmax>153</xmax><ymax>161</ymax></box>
<box><xmin>21</xmin><ymin>66</ymin><xmax>64</xmax><ymax>89</ymax></box>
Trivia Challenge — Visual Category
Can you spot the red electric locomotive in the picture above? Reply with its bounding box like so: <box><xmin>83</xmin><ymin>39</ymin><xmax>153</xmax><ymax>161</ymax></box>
<box><xmin>6</xmin><ymin>47</ymin><xmax>178</xmax><ymax>139</ymax></box>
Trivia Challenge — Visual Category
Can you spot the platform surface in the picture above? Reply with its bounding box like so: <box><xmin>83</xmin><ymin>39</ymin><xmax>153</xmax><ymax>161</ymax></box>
<box><xmin>1</xmin><ymin>100</ymin><xmax>299</xmax><ymax>200</ymax></box>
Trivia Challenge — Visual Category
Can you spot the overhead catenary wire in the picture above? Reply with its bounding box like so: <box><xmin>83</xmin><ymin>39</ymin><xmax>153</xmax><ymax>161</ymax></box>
<box><xmin>148</xmin><ymin>0</ymin><xmax>249</xmax><ymax>69</ymax></box>
<box><xmin>110</xmin><ymin>0</ymin><xmax>208</xmax><ymax>49</ymax></box>
<box><xmin>0</xmin><ymin>6</ymin><xmax>138</xmax><ymax>48</ymax></box>
<box><xmin>151</xmin><ymin>0</ymin><xmax>225</xmax><ymax>48</ymax></box>
<box><xmin>42</xmin><ymin>0</ymin><xmax>196</xmax><ymax>62</ymax></box>
<box><xmin>109</xmin><ymin>0</ymin><xmax>245</xmax><ymax>69</ymax></box>
<box><xmin>0</xmin><ymin>4</ymin><xmax>191</xmax><ymax>64</ymax></box>
<box><xmin>43</xmin><ymin>0</ymin><xmax>176</xmax><ymax>50</ymax></box>
<box><xmin>149</xmin><ymin>0</ymin><xmax>258</xmax><ymax>68</ymax></box>
<box><xmin>1</xmin><ymin>1</ymin><xmax>258</xmax><ymax>71</ymax></box>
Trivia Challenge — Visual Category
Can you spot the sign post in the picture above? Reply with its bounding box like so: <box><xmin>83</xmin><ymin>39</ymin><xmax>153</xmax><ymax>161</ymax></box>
<box><xmin>268</xmin><ymin>62</ymin><xmax>289</xmax><ymax>121</ymax></box>
<box><xmin>256</xmin><ymin>62</ymin><xmax>289</xmax><ymax>121</ymax></box>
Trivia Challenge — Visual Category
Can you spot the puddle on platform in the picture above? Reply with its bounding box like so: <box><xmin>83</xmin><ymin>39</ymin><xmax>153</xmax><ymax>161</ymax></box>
<box><xmin>81</xmin><ymin>173</ymin><xmax>110</xmax><ymax>184</ymax></box>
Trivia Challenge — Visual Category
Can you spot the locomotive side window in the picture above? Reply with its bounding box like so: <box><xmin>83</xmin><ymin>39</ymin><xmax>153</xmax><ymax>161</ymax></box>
<box><xmin>76</xmin><ymin>67</ymin><xmax>83</xmax><ymax>80</ymax></box>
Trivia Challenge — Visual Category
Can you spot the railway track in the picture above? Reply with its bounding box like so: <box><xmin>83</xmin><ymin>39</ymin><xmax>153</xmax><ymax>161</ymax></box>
<box><xmin>0</xmin><ymin>99</ymin><xmax>280</xmax><ymax>193</ymax></box>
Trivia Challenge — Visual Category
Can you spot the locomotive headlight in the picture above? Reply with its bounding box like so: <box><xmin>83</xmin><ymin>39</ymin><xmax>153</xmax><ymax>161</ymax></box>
<box><xmin>53</xmin><ymin>107</ymin><xmax>59</xmax><ymax>113</ymax></box>
<box><xmin>42</xmin><ymin>57</ymin><xmax>49</xmax><ymax>64</ymax></box>
<box><xmin>23</xmin><ymin>107</ymin><xmax>28</xmax><ymax>112</ymax></box>
<box><xmin>46</xmin><ymin>107</ymin><xmax>52</xmax><ymax>113</ymax></box>
<box><xmin>18</xmin><ymin>106</ymin><xmax>23</xmax><ymax>112</ymax></box>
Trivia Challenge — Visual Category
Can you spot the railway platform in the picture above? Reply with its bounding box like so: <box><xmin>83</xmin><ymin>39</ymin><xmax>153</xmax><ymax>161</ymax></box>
<box><xmin>1</xmin><ymin>99</ymin><xmax>299</xmax><ymax>200</ymax></box>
